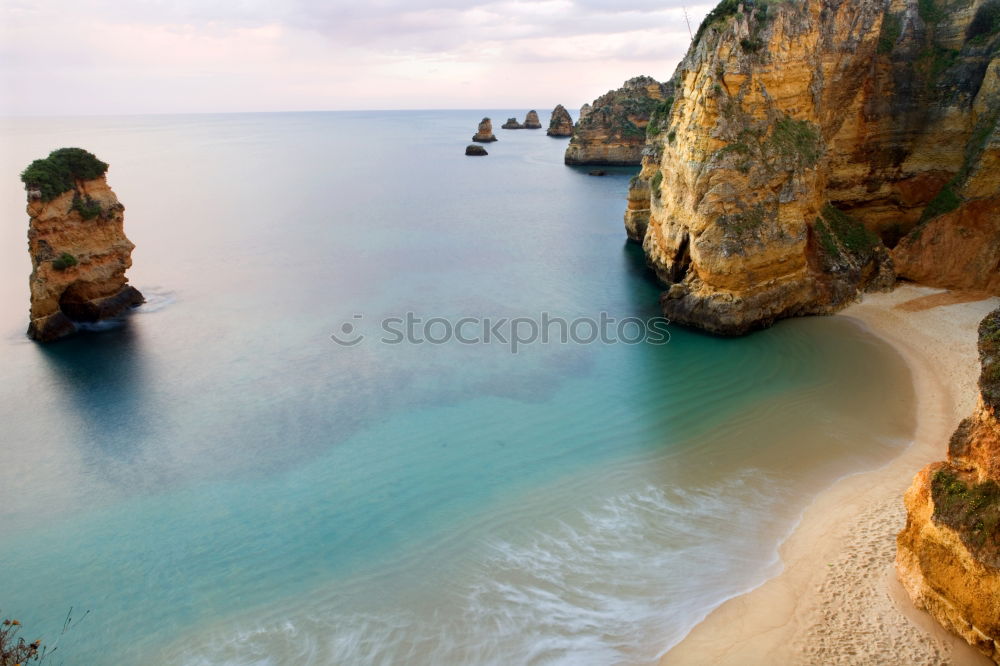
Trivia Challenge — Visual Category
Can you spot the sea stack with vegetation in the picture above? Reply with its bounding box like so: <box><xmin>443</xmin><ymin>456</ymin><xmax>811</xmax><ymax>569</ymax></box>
<box><xmin>624</xmin><ymin>0</ymin><xmax>1000</xmax><ymax>335</ymax></box>
<box><xmin>21</xmin><ymin>148</ymin><xmax>143</xmax><ymax>342</ymax></box>
<box><xmin>897</xmin><ymin>307</ymin><xmax>1000</xmax><ymax>662</ymax></box>
<box><xmin>547</xmin><ymin>104</ymin><xmax>574</xmax><ymax>136</ymax></box>
<box><xmin>523</xmin><ymin>110</ymin><xmax>542</xmax><ymax>129</ymax></box>
<box><xmin>472</xmin><ymin>117</ymin><xmax>497</xmax><ymax>142</ymax></box>
<box><xmin>564</xmin><ymin>75</ymin><xmax>671</xmax><ymax>166</ymax></box>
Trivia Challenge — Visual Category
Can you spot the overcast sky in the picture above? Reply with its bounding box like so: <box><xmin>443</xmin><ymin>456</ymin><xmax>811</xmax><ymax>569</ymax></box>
<box><xmin>1</xmin><ymin>0</ymin><xmax>711</xmax><ymax>115</ymax></box>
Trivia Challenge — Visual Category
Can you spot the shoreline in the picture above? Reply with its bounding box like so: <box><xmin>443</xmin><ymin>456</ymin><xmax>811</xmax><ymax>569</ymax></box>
<box><xmin>660</xmin><ymin>284</ymin><xmax>999</xmax><ymax>665</ymax></box>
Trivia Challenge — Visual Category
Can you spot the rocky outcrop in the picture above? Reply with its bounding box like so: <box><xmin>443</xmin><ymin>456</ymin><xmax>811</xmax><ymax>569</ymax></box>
<box><xmin>897</xmin><ymin>308</ymin><xmax>1000</xmax><ymax>663</ymax></box>
<box><xmin>21</xmin><ymin>148</ymin><xmax>143</xmax><ymax>342</ymax></box>
<box><xmin>465</xmin><ymin>145</ymin><xmax>488</xmax><ymax>156</ymax></box>
<box><xmin>564</xmin><ymin>76</ymin><xmax>671</xmax><ymax>166</ymax></box>
<box><xmin>625</xmin><ymin>0</ymin><xmax>1000</xmax><ymax>335</ymax></box>
<box><xmin>547</xmin><ymin>104</ymin><xmax>574</xmax><ymax>137</ymax></box>
<box><xmin>579</xmin><ymin>103</ymin><xmax>592</xmax><ymax>122</ymax></box>
<box><xmin>523</xmin><ymin>110</ymin><xmax>542</xmax><ymax>129</ymax></box>
<box><xmin>501</xmin><ymin>117</ymin><xmax>523</xmax><ymax>129</ymax></box>
<box><xmin>472</xmin><ymin>118</ymin><xmax>497</xmax><ymax>143</ymax></box>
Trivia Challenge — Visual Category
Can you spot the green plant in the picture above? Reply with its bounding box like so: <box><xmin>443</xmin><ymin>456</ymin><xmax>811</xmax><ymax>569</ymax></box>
<box><xmin>769</xmin><ymin>115</ymin><xmax>821</xmax><ymax>166</ymax></box>
<box><xmin>920</xmin><ymin>183</ymin><xmax>961</xmax><ymax>222</ymax></box>
<box><xmin>71</xmin><ymin>194</ymin><xmax>102</xmax><ymax>220</ymax></box>
<box><xmin>979</xmin><ymin>309</ymin><xmax>1000</xmax><ymax>410</ymax></box>
<box><xmin>918</xmin><ymin>0</ymin><xmax>945</xmax><ymax>25</ymax></box>
<box><xmin>650</xmin><ymin>170</ymin><xmax>664</xmax><ymax>199</ymax></box>
<box><xmin>718</xmin><ymin>204</ymin><xmax>767</xmax><ymax>234</ymax></box>
<box><xmin>667</xmin><ymin>130</ymin><xmax>676</xmax><ymax>143</ymax></box>
<box><xmin>52</xmin><ymin>252</ymin><xmax>78</xmax><ymax>271</ymax></box>
<box><xmin>740</xmin><ymin>37</ymin><xmax>764</xmax><ymax>52</ymax></box>
<box><xmin>931</xmin><ymin>469</ymin><xmax>1000</xmax><ymax>562</ymax></box>
<box><xmin>695</xmin><ymin>0</ymin><xmax>742</xmax><ymax>44</ymax></box>
<box><xmin>20</xmin><ymin>148</ymin><xmax>109</xmax><ymax>202</ymax></box>
<box><xmin>646</xmin><ymin>97</ymin><xmax>675</xmax><ymax>137</ymax></box>
<box><xmin>820</xmin><ymin>204</ymin><xmax>879</xmax><ymax>258</ymax></box>
<box><xmin>877</xmin><ymin>12</ymin><xmax>903</xmax><ymax>54</ymax></box>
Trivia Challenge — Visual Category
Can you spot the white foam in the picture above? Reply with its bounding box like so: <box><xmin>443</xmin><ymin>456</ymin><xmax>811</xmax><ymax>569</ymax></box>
<box><xmin>168</xmin><ymin>475</ymin><xmax>796</xmax><ymax>666</ymax></box>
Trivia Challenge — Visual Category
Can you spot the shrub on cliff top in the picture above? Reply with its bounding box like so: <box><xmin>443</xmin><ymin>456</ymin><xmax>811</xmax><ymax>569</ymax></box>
<box><xmin>20</xmin><ymin>148</ymin><xmax>109</xmax><ymax>202</ymax></box>
<box><xmin>1</xmin><ymin>617</ymin><xmax>43</xmax><ymax>665</ymax></box>
<box><xmin>52</xmin><ymin>253</ymin><xmax>78</xmax><ymax>271</ymax></box>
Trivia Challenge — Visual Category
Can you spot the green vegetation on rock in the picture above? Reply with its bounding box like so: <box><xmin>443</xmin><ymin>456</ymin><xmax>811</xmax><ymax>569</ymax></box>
<box><xmin>878</xmin><ymin>12</ymin><xmax>903</xmax><ymax>54</ymax></box>
<box><xmin>932</xmin><ymin>469</ymin><xmax>1000</xmax><ymax>564</ymax></box>
<box><xmin>815</xmin><ymin>205</ymin><xmax>879</xmax><ymax>263</ymax></box>
<box><xmin>979</xmin><ymin>308</ymin><xmax>1000</xmax><ymax>410</ymax></box>
<box><xmin>71</xmin><ymin>193</ymin><xmax>102</xmax><ymax>220</ymax></box>
<box><xmin>646</xmin><ymin>97</ymin><xmax>675</xmax><ymax>137</ymax></box>
<box><xmin>769</xmin><ymin>115</ymin><xmax>821</xmax><ymax>166</ymax></box>
<box><xmin>650</xmin><ymin>171</ymin><xmax>663</xmax><ymax>199</ymax></box>
<box><xmin>52</xmin><ymin>253</ymin><xmax>78</xmax><ymax>271</ymax></box>
<box><xmin>918</xmin><ymin>0</ymin><xmax>945</xmax><ymax>25</ymax></box>
<box><xmin>20</xmin><ymin>148</ymin><xmax>108</xmax><ymax>202</ymax></box>
<box><xmin>718</xmin><ymin>204</ymin><xmax>768</xmax><ymax>237</ymax></box>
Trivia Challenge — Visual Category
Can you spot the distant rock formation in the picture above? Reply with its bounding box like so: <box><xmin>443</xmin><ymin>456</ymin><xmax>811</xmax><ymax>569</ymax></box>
<box><xmin>472</xmin><ymin>118</ymin><xmax>497</xmax><ymax>143</ymax></box>
<box><xmin>523</xmin><ymin>110</ymin><xmax>542</xmax><ymax>129</ymax></box>
<box><xmin>547</xmin><ymin>105</ymin><xmax>573</xmax><ymax>137</ymax></box>
<box><xmin>897</xmin><ymin>308</ymin><xmax>1000</xmax><ymax>662</ymax></box>
<box><xmin>564</xmin><ymin>76</ymin><xmax>670</xmax><ymax>166</ymax></box>
<box><xmin>465</xmin><ymin>145</ymin><xmax>488</xmax><ymax>156</ymax></box>
<box><xmin>501</xmin><ymin>117</ymin><xmax>523</xmax><ymax>130</ymax></box>
<box><xmin>623</xmin><ymin>0</ymin><xmax>1000</xmax><ymax>335</ymax></box>
<box><xmin>579</xmin><ymin>103</ymin><xmax>592</xmax><ymax>122</ymax></box>
<box><xmin>21</xmin><ymin>148</ymin><xmax>143</xmax><ymax>342</ymax></box>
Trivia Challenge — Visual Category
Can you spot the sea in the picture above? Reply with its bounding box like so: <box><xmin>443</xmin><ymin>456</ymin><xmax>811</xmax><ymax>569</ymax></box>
<box><xmin>0</xmin><ymin>110</ymin><xmax>914</xmax><ymax>665</ymax></box>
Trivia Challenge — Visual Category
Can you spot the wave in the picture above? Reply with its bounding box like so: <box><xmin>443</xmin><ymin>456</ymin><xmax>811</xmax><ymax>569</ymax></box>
<box><xmin>167</xmin><ymin>474</ymin><xmax>795</xmax><ymax>666</ymax></box>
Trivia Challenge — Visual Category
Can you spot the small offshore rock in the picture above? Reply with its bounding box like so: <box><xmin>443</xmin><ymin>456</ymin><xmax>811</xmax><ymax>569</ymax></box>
<box><xmin>523</xmin><ymin>110</ymin><xmax>542</xmax><ymax>129</ymax></box>
<box><xmin>588</xmin><ymin>169</ymin><xmax>607</xmax><ymax>176</ymax></box>
<box><xmin>465</xmin><ymin>145</ymin><xmax>488</xmax><ymax>156</ymax></box>
<box><xmin>501</xmin><ymin>117</ymin><xmax>523</xmax><ymax>129</ymax></box>
<box><xmin>547</xmin><ymin>104</ymin><xmax>573</xmax><ymax>137</ymax></box>
<box><xmin>472</xmin><ymin>118</ymin><xmax>497</xmax><ymax>143</ymax></box>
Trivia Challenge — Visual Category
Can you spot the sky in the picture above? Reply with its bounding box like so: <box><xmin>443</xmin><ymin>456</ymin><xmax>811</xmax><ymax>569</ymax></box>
<box><xmin>0</xmin><ymin>0</ymin><xmax>712</xmax><ymax>115</ymax></box>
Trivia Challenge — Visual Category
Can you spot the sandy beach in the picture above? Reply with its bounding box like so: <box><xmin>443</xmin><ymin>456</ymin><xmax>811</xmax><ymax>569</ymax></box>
<box><xmin>661</xmin><ymin>283</ymin><xmax>999</xmax><ymax>665</ymax></box>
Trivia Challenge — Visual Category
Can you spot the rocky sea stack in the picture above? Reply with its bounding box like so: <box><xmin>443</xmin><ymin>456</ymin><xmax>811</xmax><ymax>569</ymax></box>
<box><xmin>501</xmin><ymin>117</ymin><xmax>523</xmax><ymax>129</ymax></box>
<box><xmin>465</xmin><ymin>144</ymin><xmax>488</xmax><ymax>156</ymax></box>
<box><xmin>523</xmin><ymin>110</ymin><xmax>542</xmax><ymax>129</ymax></box>
<box><xmin>564</xmin><ymin>76</ymin><xmax>671</xmax><ymax>166</ymax></box>
<box><xmin>472</xmin><ymin>118</ymin><xmax>497</xmax><ymax>143</ymax></box>
<box><xmin>547</xmin><ymin>104</ymin><xmax>574</xmax><ymax>137</ymax></box>
<box><xmin>625</xmin><ymin>0</ymin><xmax>1000</xmax><ymax>335</ymax></box>
<box><xmin>22</xmin><ymin>148</ymin><xmax>143</xmax><ymax>342</ymax></box>
<box><xmin>897</xmin><ymin>307</ymin><xmax>1000</xmax><ymax>662</ymax></box>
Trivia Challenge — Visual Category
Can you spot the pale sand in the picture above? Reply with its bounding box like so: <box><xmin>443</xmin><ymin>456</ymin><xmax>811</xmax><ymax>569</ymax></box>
<box><xmin>661</xmin><ymin>284</ymin><xmax>999</xmax><ymax>666</ymax></box>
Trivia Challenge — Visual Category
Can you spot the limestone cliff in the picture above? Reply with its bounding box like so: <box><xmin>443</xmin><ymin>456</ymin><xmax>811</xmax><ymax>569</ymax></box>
<box><xmin>22</xmin><ymin>148</ymin><xmax>143</xmax><ymax>342</ymax></box>
<box><xmin>564</xmin><ymin>76</ymin><xmax>671</xmax><ymax>166</ymax></box>
<box><xmin>523</xmin><ymin>110</ymin><xmax>542</xmax><ymax>129</ymax></box>
<box><xmin>547</xmin><ymin>104</ymin><xmax>574</xmax><ymax>137</ymax></box>
<box><xmin>897</xmin><ymin>308</ymin><xmax>1000</xmax><ymax>663</ymax></box>
<box><xmin>472</xmin><ymin>118</ymin><xmax>497</xmax><ymax>142</ymax></box>
<box><xmin>626</xmin><ymin>0</ymin><xmax>1000</xmax><ymax>335</ymax></box>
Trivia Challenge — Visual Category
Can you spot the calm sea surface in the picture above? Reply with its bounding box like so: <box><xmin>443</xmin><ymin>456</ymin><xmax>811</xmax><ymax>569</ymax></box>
<box><xmin>0</xmin><ymin>111</ymin><xmax>913</xmax><ymax>664</ymax></box>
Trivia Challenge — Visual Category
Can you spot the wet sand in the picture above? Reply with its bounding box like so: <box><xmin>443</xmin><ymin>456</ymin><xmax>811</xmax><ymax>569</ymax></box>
<box><xmin>661</xmin><ymin>284</ymin><xmax>999</xmax><ymax>665</ymax></box>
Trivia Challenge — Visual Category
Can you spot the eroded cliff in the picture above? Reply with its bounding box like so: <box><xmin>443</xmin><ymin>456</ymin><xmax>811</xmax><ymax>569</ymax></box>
<box><xmin>627</xmin><ymin>0</ymin><xmax>1000</xmax><ymax>334</ymax></box>
<box><xmin>22</xmin><ymin>148</ymin><xmax>143</xmax><ymax>342</ymax></box>
<box><xmin>565</xmin><ymin>76</ymin><xmax>671</xmax><ymax>165</ymax></box>
<box><xmin>897</xmin><ymin>308</ymin><xmax>1000</xmax><ymax>663</ymax></box>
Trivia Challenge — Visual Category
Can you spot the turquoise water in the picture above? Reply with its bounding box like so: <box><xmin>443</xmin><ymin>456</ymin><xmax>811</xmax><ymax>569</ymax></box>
<box><xmin>0</xmin><ymin>111</ymin><xmax>913</xmax><ymax>664</ymax></box>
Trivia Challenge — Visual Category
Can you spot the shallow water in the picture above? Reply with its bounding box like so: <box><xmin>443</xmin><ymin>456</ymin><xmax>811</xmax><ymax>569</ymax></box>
<box><xmin>0</xmin><ymin>111</ymin><xmax>913</xmax><ymax>664</ymax></box>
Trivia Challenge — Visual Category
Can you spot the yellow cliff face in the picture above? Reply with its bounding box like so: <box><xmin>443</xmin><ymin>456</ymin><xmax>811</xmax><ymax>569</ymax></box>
<box><xmin>897</xmin><ymin>308</ymin><xmax>1000</xmax><ymax>663</ymax></box>
<box><xmin>628</xmin><ymin>0</ymin><xmax>1000</xmax><ymax>334</ymax></box>
<box><xmin>26</xmin><ymin>175</ymin><xmax>143</xmax><ymax>341</ymax></box>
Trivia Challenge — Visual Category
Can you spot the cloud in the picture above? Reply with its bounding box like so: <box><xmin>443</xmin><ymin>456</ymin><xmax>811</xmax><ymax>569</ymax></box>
<box><xmin>0</xmin><ymin>0</ymin><xmax>714</xmax><ymax>114</ymax></box>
